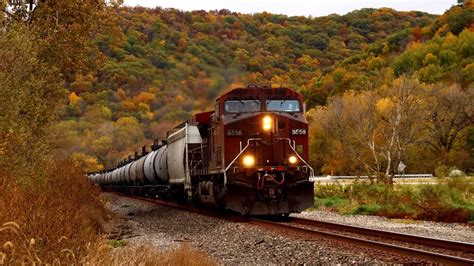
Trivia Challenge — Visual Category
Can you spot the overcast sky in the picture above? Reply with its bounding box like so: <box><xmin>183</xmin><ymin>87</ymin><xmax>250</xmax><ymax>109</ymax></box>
<box><xmin>122</xmin><ymin>0</ymin><xmax>455</xmax><ymax>17</ymax></box>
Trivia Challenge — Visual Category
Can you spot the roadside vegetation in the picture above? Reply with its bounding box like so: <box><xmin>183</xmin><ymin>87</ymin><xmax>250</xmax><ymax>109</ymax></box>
<box><xmin>85</xmin><ymin>242</ymin><xmax>215</xmax><ymax>265</ymax></box>
<box><xmin>314</xmin><ymin>177</ymin><xmax>474</xmax><ymax>223</ymax></box>
<box><xmin>0</xmin><ymin>0</ymin><xmax>214</xmax><ymax>264</ymax></box>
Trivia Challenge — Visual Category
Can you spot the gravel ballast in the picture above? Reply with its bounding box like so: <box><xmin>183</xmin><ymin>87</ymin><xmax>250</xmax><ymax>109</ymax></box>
<box><xmin>293</xmin><ymin>210</ymin><xmax>474</xmax><ymax>243</ymax></box>
<box><xmin>101</xmin><ymin>193</ymin><xmax>432</xmax><ymax>264</ymax></box>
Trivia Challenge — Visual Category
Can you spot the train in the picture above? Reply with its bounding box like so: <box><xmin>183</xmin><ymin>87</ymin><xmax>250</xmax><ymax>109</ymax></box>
<box><xmin>88</xmin><ymin>85</ymin><xmax>314</xmax><ymax>215</ymax></box>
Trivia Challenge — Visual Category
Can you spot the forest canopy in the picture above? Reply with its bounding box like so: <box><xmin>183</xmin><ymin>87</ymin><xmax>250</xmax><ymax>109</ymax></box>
<box><xmin>11</xmin><ymin>2</ymin><xmax>469</xmax><ymax>175</ymax></box>
<box><xmin>56</xmin><ymin>6</ymin><xmax>441</xmax><ymax>170</ymax></box>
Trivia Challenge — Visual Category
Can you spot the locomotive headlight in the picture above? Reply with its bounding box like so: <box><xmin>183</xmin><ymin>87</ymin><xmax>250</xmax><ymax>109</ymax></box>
<box><xmin>289</xmin><ymin>155</ymin><xmax>298</xmax><ymax>164</ymax></box>
<box><xmin>242</xmin><ymin>155</ymin><xmax>255</xmax><ymax>167</ymax></box>
<box><xmin>262</xmin><ymin>115</ymin><xmax>272</xmax><ymax>131</ymax></box>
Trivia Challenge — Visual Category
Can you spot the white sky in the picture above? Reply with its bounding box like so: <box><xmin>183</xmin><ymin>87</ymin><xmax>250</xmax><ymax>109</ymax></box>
<box><xmin>122</xmin><ymin>0</ymin><xmax>455</xmax><ymax>17</ymax></box>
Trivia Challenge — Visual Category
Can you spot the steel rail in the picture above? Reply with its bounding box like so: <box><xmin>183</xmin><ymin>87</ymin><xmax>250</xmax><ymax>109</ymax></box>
<box><xmin>114</xmin><ymin>193</ymin><xmax>474</xmax><ymax>265</ymax></box>
<box><xmin>289</xmin><ymin>217</ymin><xmax>474</xmax><ymax>252</ymax></box>
<box><xmin>250</xmin><ymin>219</ymin><xmax>474</xmax><ymax>266</ymax></box>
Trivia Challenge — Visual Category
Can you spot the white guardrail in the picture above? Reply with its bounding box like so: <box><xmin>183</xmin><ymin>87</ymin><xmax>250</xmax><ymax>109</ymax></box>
<box><xmin>310</xmin><ymin>174</ymin><xmax>433</xmax><ymax>182</ymax></box>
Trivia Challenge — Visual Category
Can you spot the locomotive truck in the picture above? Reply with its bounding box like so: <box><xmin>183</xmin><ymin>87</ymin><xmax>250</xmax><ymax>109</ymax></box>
<box><xmin>88</xmin><ymin>85</ymin><xmax>314</xmax><ymax>215</ymax></box>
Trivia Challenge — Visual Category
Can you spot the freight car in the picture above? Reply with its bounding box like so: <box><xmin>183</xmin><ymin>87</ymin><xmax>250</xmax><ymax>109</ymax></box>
<box><xmin>88</xmin><ymin>85</ymin><xmax>314</xmax><ymax>215</ymax></box>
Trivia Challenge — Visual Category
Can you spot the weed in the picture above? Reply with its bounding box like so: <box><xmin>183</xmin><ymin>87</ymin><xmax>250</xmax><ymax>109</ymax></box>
<box><xmin>314</xmin><ymin>197</ymin><xmax>349</xmax><ymax>210</ymax></box>
<box><xmin>108</xmin><ymin>239</ymin><xmax>127</xmax><ymax>248</ymax></box>
<box><xmin>348</xmin><ymin>204</ymin><xmax>381</xmax><ymax>215</ymax></box>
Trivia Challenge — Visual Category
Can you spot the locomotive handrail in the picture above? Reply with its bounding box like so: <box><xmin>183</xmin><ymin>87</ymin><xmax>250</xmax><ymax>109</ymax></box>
<box><xmin>224</xmin><ymin>137</ymin><xmax>315</xmax><ymax>179</ymax></box>
<box><xmin>276</xmin><ymin>138</ymin><xmax>315</xmax><ymax>178</ymax></box>
<box><xmin>224</xmin><ymin>138</ymin><xmax>262</xmax><ymax>173</ymax></box>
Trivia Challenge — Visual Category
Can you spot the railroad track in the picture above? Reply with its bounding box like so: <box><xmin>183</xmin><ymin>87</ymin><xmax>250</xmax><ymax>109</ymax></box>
<box><xmin>116</xmin><ymin>193</ymin><xmax>474</xmax><ymax>265</ymax></box>
<box><xmin>250</xmin><ymin>218</ymin><xmax>474</xmax><ymax>265</ymax></box>
<box><xmin>288</xmin><ymin>217</ymin><xmax>473</xmax><ymax>252</ymax></box>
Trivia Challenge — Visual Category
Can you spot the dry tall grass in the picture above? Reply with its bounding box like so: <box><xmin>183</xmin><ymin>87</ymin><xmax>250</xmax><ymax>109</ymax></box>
<box><xmin>83</xmin><ymin>242</ymin><xmax>216</xmax><ymax>265</ymax></box>
<box><xmin>0</xmin><ymin>159</ymin><xmax>107</xmax><ymax>264</ymax></box>
<box><xmin>1</xmin><ymin>160</ymin><xmax>216</xmax><ymax>265</ymax></box>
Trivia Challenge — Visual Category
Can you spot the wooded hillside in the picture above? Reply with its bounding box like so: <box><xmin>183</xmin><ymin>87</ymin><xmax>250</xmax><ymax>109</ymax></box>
<box><xmin>58</xmin><ymin>7</ymin><xmax>437</xmax><ymax>169</ymax></box>
<box><xmin>54</xmin><ymin>3</ymin><xmax>472</xmax><ymax>175</ymax></box>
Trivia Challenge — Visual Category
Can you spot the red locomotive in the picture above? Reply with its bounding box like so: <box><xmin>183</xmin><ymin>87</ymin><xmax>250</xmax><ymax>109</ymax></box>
<box><xmin>89</xmin><ymin>85</ymin><xmax>314</xmax><ymax>215</ymax></box>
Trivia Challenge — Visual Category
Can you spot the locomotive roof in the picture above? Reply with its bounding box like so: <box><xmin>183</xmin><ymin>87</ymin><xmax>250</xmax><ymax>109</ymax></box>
<box><xmin>217</xmin><ymin>86</ymin><xmax>304</xmax><ymax>101</ymax></box>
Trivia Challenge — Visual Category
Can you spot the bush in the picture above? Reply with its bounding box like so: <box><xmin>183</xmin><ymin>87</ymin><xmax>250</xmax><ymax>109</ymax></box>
<box><xmin>315</xmin><ymin>183</ymin><xmax>347</xmax><ymax>198</ymax></box>
<box><xmin>312</xmin><ymin>178</ymin><xmax>474</xmax><ymax>222</ymax></box>
<box><xmin>348</xmin><ymin>204</ymin><xmax>382</xmax><ymax>215</ymax></box>
<box><xmin>435</xmin><ymin>164</ymin><xmax>450</xmax><ymax>177</ymax></box>
<box><xmin>314</xmin><ymin>197</ymin><xmax>349</xmax><ymax>210</ymax></box>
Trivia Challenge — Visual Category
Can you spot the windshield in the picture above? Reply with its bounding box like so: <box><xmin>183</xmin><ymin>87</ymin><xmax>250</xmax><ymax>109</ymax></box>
<box><xmin>266</xmin><ymin>100</ymin><xmax>300</xmax><ymax>112</ymax></box>
<box><xmin>224</xmin><ymin>100</ymin><xmax>261</xmax><ymax>113</ymax></box>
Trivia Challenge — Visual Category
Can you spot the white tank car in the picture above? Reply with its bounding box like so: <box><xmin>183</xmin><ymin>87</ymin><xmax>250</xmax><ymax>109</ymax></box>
<box><xmin>135</xmin><ymin>155</ymin><xmax>147</xmax><ymax>184</ymax></box>
<box><xmin>129</xmin><ymin>160</ymin><xmax>137</xmax><ymax>184</ymax></box>
<box><xmin>123</xmin><ymin>163</ymin><xmax>132</xmax><ymax>184</ymax></box>
<box><xmin>117</xmin><ymin>167</ymin><xmax>123</xmax><ymax>184</ymax></box>
<box><xmin>154</xmin><ymin>146</ymin><xmax>169</xmax><ymax>183</ymax></box>
<box><xmin>111</xmin><ymin>168</ymin><xmax>118</xmax><ymax>185</ymax></box>
<box><xmin>120</xmin><ymin>166</ymin><xmax>127</xmax><ymax>184</ymax></box>
<box><xmin>142</xmin><ymin>145</ymin><xmax>169</xmax><ymax>184</ymax></box>
<box><xmin>143</xmin><ymin>151</ymin><xmax>156</xmax><ymax>183</ymax></box>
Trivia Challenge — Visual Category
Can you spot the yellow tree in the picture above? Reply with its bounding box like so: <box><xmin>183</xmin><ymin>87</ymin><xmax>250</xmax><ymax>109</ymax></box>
<box><xmin>376</xmin><ymin>78</ymin><xmax>425</xmax><ymax>181</ymax></box>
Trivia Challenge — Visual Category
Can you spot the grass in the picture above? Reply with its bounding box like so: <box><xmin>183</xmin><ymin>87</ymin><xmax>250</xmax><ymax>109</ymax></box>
<box><xmin>347</xmin><ymin>204</ymin><xmax>382</xmax><ymax>215</ymax></box>
<box><xmin>108</xmin><ymin>239</ymin><xmax>127</xmax><ymax>248</ymax></box>
<box><xmin>0</xmin><ymin>159</ymin><xmax>106</xmax><ymax>263</ymax></box>
<box><xmin>313</xmin><ymin>177</ymin><xmax>474</xmax><ymax>223</ymax></box>
<box><xmin>0</xmin><ymin>222</ymin><xmax>215</xmax><ymax>265</ymax></box>
<box><xmin>0</xmin><ymin>158</ymin><xmax>216</xmax><ymax>264</ymax></box>
<box><xmin>314</xmin><ymin>197</ymin><xmax>350</xmax><ymax>210</ymax></box>
<box><xmin>84</xmin><ymin>242</ymin><xmax>216</xmax><ymax>265</ymax></box>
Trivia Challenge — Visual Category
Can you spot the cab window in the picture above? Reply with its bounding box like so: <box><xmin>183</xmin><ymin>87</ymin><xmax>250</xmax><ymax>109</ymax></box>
<box><xmin>266</xmin><ymin>100</ymin><xmax>300</xmax><ymax>112</ymax></box>
<box><xmin>224</xmin><ymin>100</ymin><xmax>261</xmax><ymax>113</ymax></box>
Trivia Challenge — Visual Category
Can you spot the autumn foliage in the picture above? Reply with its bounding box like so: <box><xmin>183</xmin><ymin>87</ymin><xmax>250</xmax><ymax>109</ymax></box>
<box><xmin>54</xmin><ymin>6</ymin><xmax>440</xmax><ymax>169</ymax></box>
<box><xmin>309</xmin><ymin>78</ymin><xmax>473</xmax><ymax>178</ymax></box>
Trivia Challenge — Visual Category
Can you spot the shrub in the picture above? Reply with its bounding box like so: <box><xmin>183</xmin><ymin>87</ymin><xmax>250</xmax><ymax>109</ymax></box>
<box><xmin>315</xmin><ymin>183</ymin><xmax>347</xmax><ymax>198</ymax></box>
<box><xmin>348</xmin><ymin>204</ymin><xmax>382</xmax><ymax>215</ymax></box>
<box><xmin>314</xmin><ymin>197</ymin><xmax>349</xmax><ymax>210</ymax></box>
<box><xmin>312</xmin><ymin>177</ymin><xmax>474</xmax><ymax>222</ymax></box>
<box><xmin>435</xmin><ymin>164</ymin><xmax>450</xmax><ymax>177</ymax></box>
